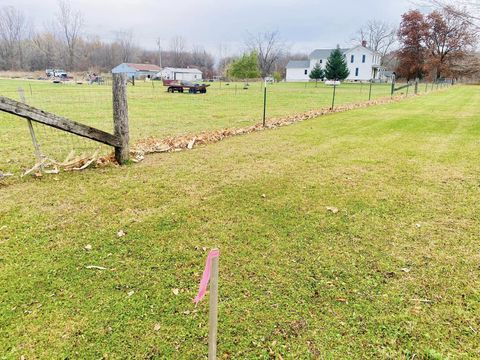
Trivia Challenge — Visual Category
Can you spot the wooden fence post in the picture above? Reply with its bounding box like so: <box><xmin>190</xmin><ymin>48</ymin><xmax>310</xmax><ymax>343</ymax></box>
<box><xmin>112</xmin><ymin>73</ymin><xmax>129</xmax><ymax>164</ymax></box>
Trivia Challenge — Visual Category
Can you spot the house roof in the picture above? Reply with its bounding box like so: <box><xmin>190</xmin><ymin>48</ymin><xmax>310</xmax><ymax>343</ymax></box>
<box><xmin>346</xmin><ymin>44</ymin><xmax>378</xmax><ymax>55</ymax></box>
<box><xmin>286</xmin><ymin>60</ymin><xmax>310</xmax><ymax>69</ymax></box>
<box><xmin>161</xmin><ymin>67</ymin><xmax>202</xmax><ymax>74</ymax></box>
<box><xmin>309</xmin><ymin>48</ymin><xmax>349</xmax><ymax>59</ymax></box>
<box><xmin>126</xmin><ymin>63</ymin><xmax>162</xmax><ymax>72</ymax></box>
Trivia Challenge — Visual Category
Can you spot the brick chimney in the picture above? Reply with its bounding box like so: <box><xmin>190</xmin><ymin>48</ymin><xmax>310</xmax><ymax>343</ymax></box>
<box><xmin>362</xmin><ymin>40</ymin><xmax>367</xmax><ymax>47</ymax></box>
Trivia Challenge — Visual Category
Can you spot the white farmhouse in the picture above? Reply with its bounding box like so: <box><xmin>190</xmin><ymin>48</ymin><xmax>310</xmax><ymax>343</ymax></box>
<box><xmin>157</xmin><ymin>67</ymin><xmax>203</xmax><ymax>81</ymax></box>
<box><xmin>286</xmin><ymin>42</ymin><xmax>382</xmax><ymax>82</ymax></box>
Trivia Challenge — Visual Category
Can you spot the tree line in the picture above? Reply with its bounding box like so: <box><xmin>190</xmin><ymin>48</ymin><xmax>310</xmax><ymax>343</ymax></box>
<box><xmin>0</xmin><ymin>2</ymin><xmax>218</xmax><ymax>76</ymax></box>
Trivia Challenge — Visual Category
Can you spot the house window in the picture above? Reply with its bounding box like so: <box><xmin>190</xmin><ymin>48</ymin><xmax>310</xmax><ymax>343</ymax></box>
<box><xmin>304</xmin><ymin>69</ymin><xmax>308</xmax><ymax>75</ymax></box>
<box><xmin>320</xmin><ymin>59</ymin><xmax>322</xmax><ymax>64</ymax></box>
<box><xmin>355</xmin><ymin>68</ymin><xmax>359</xmax><ymax>76</ymax></box>
<box><xmin>362</xmin><ymin>55</ymin><xmax>366</xmax><ymax>63</ymax></box>
<box><xmin>351</xmin><ymin>55</ymin><xmax>354</xmax><ymax>63</ymax></box>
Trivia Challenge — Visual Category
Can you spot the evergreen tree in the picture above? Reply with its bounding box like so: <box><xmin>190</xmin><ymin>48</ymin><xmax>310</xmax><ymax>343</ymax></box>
<box><xmin>309</xmin><ymin>63</ymin><xmax>324</xmax><ymax>86</ymax></box>
<box><xmin>325</xmin><ymin>47</ymin><xmax>350</xmax><ymax>81</ymax></box>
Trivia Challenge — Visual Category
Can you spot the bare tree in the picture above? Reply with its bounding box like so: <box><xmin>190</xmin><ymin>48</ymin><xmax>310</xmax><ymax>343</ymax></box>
<box><xmin>56</xmin><ymin>0</ymin><xmax>83</xmax><ymax>70</ymax></box>
<box><xmin>354</xmin><ymin>20</ymin><xmax>397</xmax><ymax>59</ymax></box>
<box><xmin>0</xmin><ymin>6</ymin><xmax>28</xmax><ymax>69</ymax></box>
<box><xmin>115</xmin><ymin>30</ymin><xmax>137</xmax><ymax>63</ymax></box>
<box><xmin>191</xmin><ymin>46</ymin><xmax>215</xmax><ymax>78</ymax></box>
<box><xmin>245</xmin><ymin>30</ymin><xmax>285</xmax><ymax>78</ymax></box>
<box><xmin>170</xmin><ymin>35</ymin><xmax>186</xmax><ymax>67</ymax></box>
<box><xmin>420</xmin><ymin>0</ymin><xmax>480</xmax><ymax>28</ymax></box>
<box><xmin>31</xmin><ymin>31</ymin><xmax>62</xmax><ymax>70</ymax></box>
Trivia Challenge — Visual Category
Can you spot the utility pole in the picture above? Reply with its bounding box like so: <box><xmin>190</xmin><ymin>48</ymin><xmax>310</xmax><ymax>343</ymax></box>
<box><xmin>156</xmin><ymin>38</ymin><xmax>162</xmax><ymax>68</ymax></box>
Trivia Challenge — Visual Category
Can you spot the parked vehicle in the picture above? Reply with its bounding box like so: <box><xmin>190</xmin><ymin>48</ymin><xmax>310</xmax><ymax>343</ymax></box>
<box><xmin>163</xmin><ymin>79</ymin><xmax>210</xmax><ymax>94</ymax></box>
<box><xmin>45</xmin><ymin>69</ymin><xmax>68</xmax><ymax>78</ymax></box>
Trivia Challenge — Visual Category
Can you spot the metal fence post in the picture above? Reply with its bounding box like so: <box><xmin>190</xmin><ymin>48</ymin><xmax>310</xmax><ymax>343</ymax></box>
<box><xmin>331</xmin><ymin>83</ymin><xmax>337</xmax><ymax>110</ymax></box>
<box><xmin>262</xmin><ymin>79</ymin><xmax>267</xmax><ymax>127</ymax></box>
<box><xmin>368</xmin><ymin>79</ymin><xmax>373</xmax><ymax>101</ymax></box>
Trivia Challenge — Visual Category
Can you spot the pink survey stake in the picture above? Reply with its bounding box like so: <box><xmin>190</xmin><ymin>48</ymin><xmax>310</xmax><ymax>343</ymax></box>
<box><xmin>194</xmin><ymin>249</ymin><xmax>220</xmax><ymax>305</ymax></box>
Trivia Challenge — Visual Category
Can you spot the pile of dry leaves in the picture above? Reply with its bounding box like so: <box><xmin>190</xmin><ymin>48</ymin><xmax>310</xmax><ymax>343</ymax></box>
<box><xmin>130</xmin><ymin>95</ymin><xmax>404</xmax><ymax>160</ymax></box>
<box><xmin>10</xmin><ymin>94</ymin><xmax>407</xmax><ymax>178</ymax></box>
<box><xmin>20</xmin><ymin>149</ymin><xmax>115</xmax><ymax>178</ymax></box>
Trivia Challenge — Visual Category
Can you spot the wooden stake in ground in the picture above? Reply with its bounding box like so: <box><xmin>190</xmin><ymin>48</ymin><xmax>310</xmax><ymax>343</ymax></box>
<box><xmin>193</xmin><ymin>248</ymin><xmax>220</xmax><ymax>359</ymax></box>
<box><xmin>208</xmin><ymin>251</ymin><xmax>219</xmax><ymax>360</ymax></box>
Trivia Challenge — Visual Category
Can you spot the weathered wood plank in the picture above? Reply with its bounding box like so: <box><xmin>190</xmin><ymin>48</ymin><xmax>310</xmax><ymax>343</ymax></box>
<box><xmin>0</xmin><ymin>96</ymin><xmax>120</xmax><ymax>147</ymax></box>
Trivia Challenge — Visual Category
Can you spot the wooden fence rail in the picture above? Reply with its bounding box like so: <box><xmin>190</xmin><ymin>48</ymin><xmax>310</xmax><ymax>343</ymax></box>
<box><xmin>0</xmin><ymin>73</ymin><xmax>129</xmax><ymax>164</ymax></box>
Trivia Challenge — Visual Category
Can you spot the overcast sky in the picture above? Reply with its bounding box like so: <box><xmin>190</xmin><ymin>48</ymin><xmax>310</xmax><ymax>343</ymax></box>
<box><xmin>7</xmin><ymin>0</ymin><xmax>421</xmax><ymax>55</ymax></box>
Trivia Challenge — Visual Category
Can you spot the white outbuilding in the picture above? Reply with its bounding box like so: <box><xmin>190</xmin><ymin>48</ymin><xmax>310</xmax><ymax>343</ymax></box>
<box><xmin>157</xmin><ymin>67</ymin><xmax>203</xmax><ymax>81</ymax></box>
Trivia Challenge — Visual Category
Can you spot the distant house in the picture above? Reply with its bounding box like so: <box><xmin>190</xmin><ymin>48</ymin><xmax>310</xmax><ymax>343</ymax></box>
<box><xmin>286</xmin><ymin>42</ymin><xmax>382</xmax><ymax>82</ymax></box>
<box><xmin>157</xmin><ymin>67</ymin><xmax>203</xmax><ymax>81</ymax></box>
<box><xmin>111</xmin><ymin>63</ymin><xmax>162</xmax><ymax>79</ymax></box>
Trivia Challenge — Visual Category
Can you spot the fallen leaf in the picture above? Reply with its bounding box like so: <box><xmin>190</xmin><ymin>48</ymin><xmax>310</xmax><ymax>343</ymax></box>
<box><xmin>335</xmin><ymin>297</ymin><xmax>347</xmax><ymax>303</ymax></box>
<box><xmin>154</xmin><ymin>323</ymin><xmax>161</xmax><ymax>331</ymax></box>
<box><xmin>172</xmin><ymin>288</ymin><xmax>180</xmax><ymax>296</ymax></box>
<box><xmin>261</xmin><ymin>194</ymin><xmax>266</xmax><ymax>198</ymax></box>
<box><xmin>400</xmin><ymin>268</ymin><xmax>411</xmax><ymax>273</ymax></box>
<box><xmin>326</xmin><ymin>206</ymin><xmax>339</xmax><ymax>214</ymax></box>
<box><xmin>84</xmin><ymin>244</ymin><xmax>92</xmax><ymax>251</ymax></box>
<box><xmin>117</xmin><ymin>229</ymin><xmax>126</xmax><ymax>237</ymax></box>
<box><xmin>85</xmin><ymin>265</ymin><xmax>107</xmax><ymax>270</ymax></box>
<box><xmin>127</xmin><ymin>290</ymin><xmax>135</xmax><ymax>297</ymax></box>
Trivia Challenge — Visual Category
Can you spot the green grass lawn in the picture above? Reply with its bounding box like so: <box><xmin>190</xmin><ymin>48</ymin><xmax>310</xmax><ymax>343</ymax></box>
<box><xmin>1</xmin><ymin>85</ymin><xmax>478</xmax><ymax>359</ymax></box>
<box><xmin>1</xmin><ymin>79</ymin><xmax>400</xmax><ymax>174</ymax></box>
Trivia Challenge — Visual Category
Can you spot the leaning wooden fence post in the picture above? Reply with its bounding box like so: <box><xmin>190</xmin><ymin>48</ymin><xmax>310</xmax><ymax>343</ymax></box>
<box><xmin>208</xmin><ymin>251</ymin><xmax>219</xmax><ymax>360</ymax></box>
<box><xmin>112</xmin><ymin>73</ymin><xmax>129</xmax><ymax>164</ymax></box>
<box><xmin>18</xmin><ymin>88</ymin><xmax>43</xmax><ymax>169</ymax></box>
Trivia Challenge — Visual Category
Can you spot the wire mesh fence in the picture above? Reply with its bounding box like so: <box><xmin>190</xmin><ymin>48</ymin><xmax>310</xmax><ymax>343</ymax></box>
<box><xmin>0</xmin><ymin>78</ymin><xmax>452</xmax><ymax>178</ymax></box>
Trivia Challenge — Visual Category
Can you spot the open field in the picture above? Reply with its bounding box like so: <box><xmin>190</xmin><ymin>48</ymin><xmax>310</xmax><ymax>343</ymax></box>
<box><xmin>1</xmin><ymin>86</ymin><xmax>479</xmax><ymax>358</ymax></box>
<box><xmin>0</xmin><ymin>79</ymin><xmax>403</xmax><ymax>175</ymax></box>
